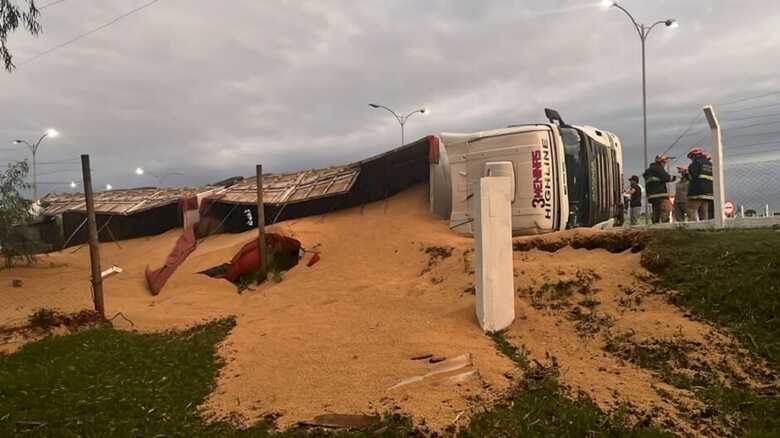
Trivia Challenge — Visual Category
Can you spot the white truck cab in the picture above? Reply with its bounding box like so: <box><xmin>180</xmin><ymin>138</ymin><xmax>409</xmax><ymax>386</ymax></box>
<box><xmin>429</xmin><ymin>109</ymin><xmax>624</xmax><ymax>236</ymax></box>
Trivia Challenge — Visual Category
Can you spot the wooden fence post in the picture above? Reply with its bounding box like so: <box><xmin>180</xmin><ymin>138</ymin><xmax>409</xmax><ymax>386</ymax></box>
<box><xmin>81</xmin><ymin>154</ymin><xmax>105</xmax><ymax>318</ymax></box>
<box><xmin>256</xmin><ymin>165</ymin><xmax>267</xmax><ymax>282</ymax></box>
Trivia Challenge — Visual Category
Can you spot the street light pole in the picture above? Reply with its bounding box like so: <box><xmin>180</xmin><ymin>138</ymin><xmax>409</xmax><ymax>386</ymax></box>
<box><xmin>606</xmin><ymin>1</ymin><xmax>677</xmax><ymax>173</ymax></box>
<box><xmin>13</xmin><ymin>128</ymin><xmax>59</xmax><ymax>198</ymax></box>
<box><xmin>368</xmin><ymin>104</ymin><xmax>429</xmax><ymax>146</ymax></box>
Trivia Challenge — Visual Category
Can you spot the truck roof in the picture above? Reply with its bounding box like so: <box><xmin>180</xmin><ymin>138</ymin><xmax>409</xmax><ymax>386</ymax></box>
<box><xmin>439</xmin><ymin>124</ymin><xmax>552</xmax><ymax>144</ymax></box>
<box><xmin>439</xmin><ymin>123</ymin><xmax>620</xmax><ymax>150</ymax></box>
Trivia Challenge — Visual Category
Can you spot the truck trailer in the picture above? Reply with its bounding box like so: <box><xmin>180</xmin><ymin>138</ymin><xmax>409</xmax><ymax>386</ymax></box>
<box><xmin>429</xmin><ymin>109</ymin><xmax>624</xmax><ymax>236</ymax></box>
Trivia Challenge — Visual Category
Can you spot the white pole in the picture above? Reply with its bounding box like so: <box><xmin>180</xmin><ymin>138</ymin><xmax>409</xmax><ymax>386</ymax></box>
<box><xmin>740</xmin><ymin>205</ymin><xmax>744</xmax><ymax>218</ymax></box>
<box><xmin>766</xmin><ymin>204</ymin><xmax>770</xmax><ymax>217</ymax></box>
<box><xmin>702</xmin><ymin>106</ymin><xmax>725</xmax><ymax>229</ymax></box>
<box><xmin>474</xmin><ymin>176</ymin><xmax>515</xmax><ymax>332</ymax></box>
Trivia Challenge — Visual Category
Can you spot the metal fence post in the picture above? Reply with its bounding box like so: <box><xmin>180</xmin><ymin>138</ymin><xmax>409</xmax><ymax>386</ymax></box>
<box><xmin>703</xmin><ymin>106</ymin><xmax>725</xmax><ymax>229</ymax></box>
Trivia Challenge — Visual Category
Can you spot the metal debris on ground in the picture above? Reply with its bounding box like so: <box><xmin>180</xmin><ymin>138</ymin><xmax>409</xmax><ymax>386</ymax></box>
<box><xmin>299</xmin><ymin>414</ymin><xmax>378</xmax><ymax>429</ymax></box>
<box><xmin>389</xmin><ymin>353</ymin><xmax>473</xmax><ymax>390</ymax></box>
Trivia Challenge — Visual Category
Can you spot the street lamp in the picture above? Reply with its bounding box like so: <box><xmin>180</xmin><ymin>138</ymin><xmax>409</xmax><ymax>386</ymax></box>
<box><xmin>134</xmin><ymin>167</ymin><xmax>184</xmax><ymax>187</ymax></box>
<box><xmin>69</xmin><ymin>181</ymin><xmax>77</xmax><ymax>189</ymax></box>
<box><xmin>368</xmin><ymin>103</ymin><xmax>429</xmax><ymax>146</ymax></box>
<box><xmin>605</xmin><ymin>1</ymin><xmax>677</xmax><ymax>174</ymax></box>
<box><xmin>105</xmin><ymin>184</ymin><xmax>113</xmax><ymax>191</ymax></box>
<box><xmin>13</xmin><ymin>128</ymin><xmax>59</xmax><ymax>198</ymax></box>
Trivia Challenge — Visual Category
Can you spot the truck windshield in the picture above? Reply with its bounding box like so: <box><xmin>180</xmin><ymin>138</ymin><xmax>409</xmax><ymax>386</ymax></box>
<box><xmin>560</xmin><ymin>127</ymin><xmax>587</xmax><ymax>226</ymax></box>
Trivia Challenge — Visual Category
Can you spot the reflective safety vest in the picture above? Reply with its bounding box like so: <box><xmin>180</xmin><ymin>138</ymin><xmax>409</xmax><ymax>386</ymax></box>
<box><xmin>643</xmin><ymin>162</ymin><xmax>673</xmax><ymax>200</ymax></box>
<box><xmin>687</xmin><ymin>157</ymin><xmax>714</xmax><ymax>200</ymax></box>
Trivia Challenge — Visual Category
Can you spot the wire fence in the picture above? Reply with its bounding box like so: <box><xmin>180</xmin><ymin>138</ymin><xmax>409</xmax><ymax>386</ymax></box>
<box><xmin>725</xmin><ymin>158</ymin><xmax>780</xmax><ymax>216</ymax></box>
<box><xmin>661</xmin><ymin>91</ymin><xmax>780</xmax><ymax>218</ymax></box>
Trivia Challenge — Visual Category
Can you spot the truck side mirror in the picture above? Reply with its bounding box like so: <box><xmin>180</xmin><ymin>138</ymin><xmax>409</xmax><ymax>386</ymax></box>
<box><xmin>545</xmin><ymin>108</ymin><xmax>566</xmax><ymax>126</ymax></box>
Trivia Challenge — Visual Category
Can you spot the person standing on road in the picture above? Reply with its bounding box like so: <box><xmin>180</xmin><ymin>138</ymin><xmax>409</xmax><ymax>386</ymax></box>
<box><xmin>674</xmin><ymin>165</ymin><xmax>690</xmax><ymax>222</ymax></box>
<box><xmin>626</xmin><ymin>175</ymin><xmax>643</xmax><ymax>225</ymax></box>
<box><xmin>643</xmin><ymin>154</ymin><xmax>676</xmax><ymax>224</ymax></box>
<box><xmin>686</xmin><ymin>147</ymin><xmax>714</xmax><ymax>221</ymax></box>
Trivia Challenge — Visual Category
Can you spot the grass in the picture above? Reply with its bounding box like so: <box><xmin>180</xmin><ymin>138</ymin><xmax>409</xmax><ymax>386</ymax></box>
<box><xmin>641</xmin><ymin>229</ymin><xmax>780</xmax><ymax>365</ymax></box>
<box><xmin>525</xmin><ymin>269</ymin><xmax>601</xmax><ymax>310</ymax></box>
<box><xmin>0</xmin><ymin>319</ymin><xmax>415</xmax><ymax>437</ymax></box>
<box><xmin>463</xmin><ymin>331</ymin><xmax>673</xmax><ymax>438</ymax></box>
<box><xmin>0</xmin><ymin>320</ymin><xmax>671</xmax><ymax>437</ymax></box>
<box><xmin>602</xmin><ymin>331</ymin><xmax>708</xmax><ymax>390</ymax></box>
<box><xmin>640</xmin><ymin>229</ymin><xmax>780</xmax><ymax>436</ymax></box>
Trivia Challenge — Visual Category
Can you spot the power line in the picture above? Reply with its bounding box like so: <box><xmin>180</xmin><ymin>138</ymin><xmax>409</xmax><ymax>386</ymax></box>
<box><xmin>722</xmin><ymin>112</ymin><xmax>780</xmax><ymax>122</ymax></box>
<box><xmin>676</xmin><ymin>127</ymin><xmax>707</xmax><ymax>139</ymax></box>
<box><xmin>716</xmin><ymin>90</ymin><xmax>780</xmax><ymax>107</ymax></box>
<box><xmin>726</xmin><ymin>140</ymin><xmax>779</xmax><ymax>149</ymax></box>
<box><xmin>19</xmin><ymin>0</ymin><xmax>165</xmax><ymax>67</ymax></box>
<box><xmin>721</xmin><ymin>102</ymin><xmax>780</xmax><ymax>114</ymax></box>
<box><xmin>726</xmin><ymin>129</ymin><xmax>780</xmax><ymax>140</ymax></box>
<box><xmin>726</xmin><ymin>147</ymin><xmax>780</xmax><ymax>158</ymax></box>
<box><xmin>722</xmin><ymin>120</ymin><xmax>780</xmax><ymax>132</ymax></box>
<box><xmin>662</xmin><ymin>112</ymin><xmax>703</xmax><ymax>155</ymax></box>
<box><xmin>36</xmin><ymin>168</ymin><xmax>82</xmax><ymax>177</ymax></box>
<box><xmin>39</xmin><ymin>0</ymin><xmax>67</xmax><ymax>9</ymax></box>
<box><xmin>35</xmin><ymin>159</ymin><xmax>81</xmax><ymax>165</ymax></box>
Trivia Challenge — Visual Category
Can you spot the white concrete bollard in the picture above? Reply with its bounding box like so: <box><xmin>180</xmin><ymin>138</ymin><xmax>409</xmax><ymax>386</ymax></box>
<box><xmin>474</xmin><ymin>176</ymin><xmax>515</xmax><ymax>332</ymax></box>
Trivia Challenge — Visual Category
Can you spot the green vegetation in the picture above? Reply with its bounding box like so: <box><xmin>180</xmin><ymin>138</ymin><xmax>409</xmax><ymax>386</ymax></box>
<box><xmin>524</xmin><ymin>269</ymin><xmax>600</xmax><ymax>310</ymax></box>
<box><xmin>641</xmin><ymin>229</ymin><xmax>780</xmax><ymax>365</ymax></box>
<box><xmin>463</xmin><ymin>331</ymin><xmax>672</xmax><ymax>438</ymax></box>
<box><xmin>0</xmin><ymin>318</ymin><xmax>671</xmax><ymax>437</ymax></box>
<box><xmin>641</xmin><ymin>229</ymin><xmax>780</xmax><ymax>436</ymax></box>
<box><xmin>0</xmin><ymin>160</ymin><xmax>42</xmax><ymax>267</ymax></box>
<box><xmin>0</xmin><ymin>319</ymin><xmax>417</xmax><ymax>437</ymax></box>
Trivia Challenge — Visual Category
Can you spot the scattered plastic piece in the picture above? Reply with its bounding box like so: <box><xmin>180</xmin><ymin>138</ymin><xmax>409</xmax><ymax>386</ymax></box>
<box><xmin>101</xmin><ymin>265</ymin><xmax>123</xmax><ymax>280</ymax></box>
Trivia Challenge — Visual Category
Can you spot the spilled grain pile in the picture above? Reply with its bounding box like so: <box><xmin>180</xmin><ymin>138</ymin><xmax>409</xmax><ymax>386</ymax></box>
<box><xmin>0</xmin><ymin>186</ymin><xmax>773</xmax><ymax>435</ymax></box>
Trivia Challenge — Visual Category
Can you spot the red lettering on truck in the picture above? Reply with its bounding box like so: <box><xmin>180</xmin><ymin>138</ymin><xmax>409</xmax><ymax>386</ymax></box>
<box><xmin>531</xmin><ymin>150</ymin><xmax>545</xmax><ymax>208</ymax></box>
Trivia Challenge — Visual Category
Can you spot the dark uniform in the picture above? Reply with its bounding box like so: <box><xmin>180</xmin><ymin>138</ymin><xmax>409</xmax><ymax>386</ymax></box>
<box><xmin>687</xmin><ymin>155</ymin><xmax>714</xmax><ymax>221</ymax></box>
<box><xmin>643</xmin><ymin>162</ymin><xmax>674</xmax><ymax>223</ymax></box>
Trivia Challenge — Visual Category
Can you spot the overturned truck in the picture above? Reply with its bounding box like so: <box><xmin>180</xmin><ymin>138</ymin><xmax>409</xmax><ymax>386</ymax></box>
<box><xmin>429</xmin><ymin>109</ymin><xmax>625</xmax><ymax>235</ymax></box>
<box><xmin>201</xmin><ymin>137</ymin><xmax>431</xmax><ymax>232</ymax></box>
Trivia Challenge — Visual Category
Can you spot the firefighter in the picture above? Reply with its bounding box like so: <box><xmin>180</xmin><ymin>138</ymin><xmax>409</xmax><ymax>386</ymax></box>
<box><xmin>674</xmin><ymin>165</ymin><xmax>690</xmax><ymax>222</ymax></box>
<box><xmin>643</xmin><ymin>154</ymin><xmax>676</xmax><ymax>223</ymax></box>
<box><xmin>625</xmin><ymin>175</ymin><xmax>643</xmax><ymax>225</ymax></box>
<box><xmin>686</xmin><ymin>147</ymin><xmax>714</xmax><ymax>221</ymax></box>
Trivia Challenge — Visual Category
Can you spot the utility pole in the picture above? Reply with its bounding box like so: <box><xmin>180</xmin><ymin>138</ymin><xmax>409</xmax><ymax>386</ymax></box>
<box><xmin>81</xmin><ymin>154</ymin><xmax>105</xmax><ymax>318</ymax></box>
<box><xmin>256</xmin><ymin>165</ymin><xmax>267</xmax><ymax>283</ymax></box>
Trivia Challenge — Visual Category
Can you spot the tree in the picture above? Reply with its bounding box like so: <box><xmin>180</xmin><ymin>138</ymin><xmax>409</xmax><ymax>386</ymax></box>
<box><xmin>0</xmin><ymin>0</ymin><xmax>41</xmax><ymax>71</ymax></box>
<box><xmin>0</xmin><ymin>160</ymin><xmax>39</xmax><ymax>267</ymax></box>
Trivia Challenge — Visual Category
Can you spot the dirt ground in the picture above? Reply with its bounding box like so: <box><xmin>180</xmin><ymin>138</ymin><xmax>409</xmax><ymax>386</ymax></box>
<box><xmin>0</xmin><ymin>185</ymin><xmax>769</xmax><ymax>435</ymax></box>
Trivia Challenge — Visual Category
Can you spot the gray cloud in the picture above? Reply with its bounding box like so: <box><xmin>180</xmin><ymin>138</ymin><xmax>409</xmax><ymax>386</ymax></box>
<box><xmin>1</xmin><ymin>0</ymin><xmax>779</xmax><ymax>193</ymax></box>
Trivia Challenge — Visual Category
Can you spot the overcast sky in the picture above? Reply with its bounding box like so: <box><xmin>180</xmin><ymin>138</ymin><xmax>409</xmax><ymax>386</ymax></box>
<box><xmin>1</xmin><ymin>0</ymin><xmax>779</xmax><ymax>193</ymax></box>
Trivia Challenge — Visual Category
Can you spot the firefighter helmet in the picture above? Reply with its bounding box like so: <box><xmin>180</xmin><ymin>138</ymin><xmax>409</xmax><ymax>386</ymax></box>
<box><xmin>687</xmin><ymin>147</ymin><xmax>704</xmax><ymax>158</ymax></box>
